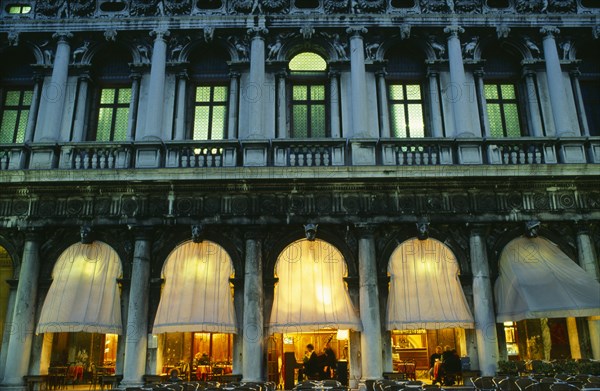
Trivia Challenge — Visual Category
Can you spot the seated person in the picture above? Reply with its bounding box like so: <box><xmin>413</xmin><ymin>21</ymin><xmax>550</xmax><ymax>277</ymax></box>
<box><xmin>441</xmin><ymin>349</ymin><xmax>462</xmax><ymax>386</ymax></box>
<box><xmin>168</xmin><ymin>369</ymin><xmax>181</xmax><ymax>383</ymax></box>
<box><xmin>429</xmin><ymin>346</ymin><xmax>442</xmax><ymax>381</ymax></box>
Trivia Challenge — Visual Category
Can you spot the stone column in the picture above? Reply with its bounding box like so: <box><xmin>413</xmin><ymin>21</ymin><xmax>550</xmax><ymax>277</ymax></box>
<box><xmin>566</xmin><ymin>318</ymin><xmax>581</xmax><ymax>359</ymax></box>
<box><xmin>0</xmin><ymin>281</ymin><xmax>17</xmax><ymax>382</ymax></box>
<box><xmin>173</xmin><ymin>70</ymin><xmax>188</xmax><ymax>140</ymax></box>
<box><xmin>522</xmin><ymin>66</ymin><xmax>545</xmax><ymax>137</ymax></box>
<box><xmin>144</xmin><ymin>28</ymin><xmax>170</xmax><ymax>140</ymax></box>
<box><xmin>357</xmin><ymin>226</ymin><xmax>383</xmax><ymax>381</ymax></box>
<box><xmin>116</xmin><ymin>279</ymin><xmax>130</xmax><ymax>375</ymax></box>
<box><xmin>0</xmin><ymin>231</ymin><xmax>41</xmax><ymax>390</ymax></box>
<box><xmin>473</xmin><ymin>68</ymin><xmax>490</xmax><ymax>137</ymax></box>
<box><xmin>120</xmin><ymin>230</ymin><xmax>151</xmax><ymax>388</ymax></box>
<box><xmin>127</xmin><ymin>71</ymin><xmax>141</xmax><ymax>141</ymax></box>
<box><xmin>444</xmin><ymin>25</ymin><xmax>471</xmax><ymax>137</ymax></box>
<box><xmin>276</xmin><ymin>70</ymin><xmax>287</xmax><ymax>138</ymax></box>
<box><xmin>329</xmin><ymin>69</ymin><xmax>342</xmax><ymax>138</ymax></box>
<box><xmin>375</xmin><ymin>69</ymin><xmax>390</xmax><ymax>138</ymax></box>
<box><xmin>469</xmin><ymin>227</ymin><xmax>499</xmax><ymax>376</ymax></box>
<box><xmin>569</xmin><ymin>69</ymin><xmax>590</xmax><ymax>136</ymax></box>
<box><xmin>247</xmin><ymin>28</ymin><xmax>268</xmax><ymax>139</ymax></box>
<box><xmin>228</xmin><ymin>71</ymin><xmax>241</xmax><ymax>140</ymax></box>
<box><xmin>576</xmin><ymin>224</ymin><xmax>600</xmax><ymax>359</ymax></box>
<box><xmin>347</xmin><ymin>27</ymin><xmax>370</xmax><ymax>138</ymax></box>
<box><xmin>232</xmin><ymin>279</ymin><xmax>244</xmax><ymax>374</ymax></box>
<box><xmin>242</xmin><ymin>232</ymin><xmax>264</xmax><ymax>382</ymax></box>
<box><xmin>427</xmin><ymin>67</ymin><xmax>444</xmax><ymax>138</ymax></box>
<box><xmin>541</xmin><ymin>26</ymin><xmax>576</xmax><ymax>137</ymax></box>
<box><xmin>71</xmin><ymin>70</ymin><xmax>91</xmax><ymax>142</ymax></box>
<box><xmin>24</xmin><ymin>74</ymin><xmax>43</xmax><ymax>143</ymax></box>
<box><xmin>38</xmin><ymin>32</ymin><xmax>72</xmax><ymax>141</ymax></box>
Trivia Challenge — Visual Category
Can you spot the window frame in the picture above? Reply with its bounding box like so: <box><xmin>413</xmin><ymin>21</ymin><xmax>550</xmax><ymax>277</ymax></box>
<box><xmin>483</xmin><ymin>81</ymin><xmax>525</xmax><ymax>138</ymax></box>
<box><xmin>190</xmin><ymin>82</ymin><xmax>229</xmax><ymax>141</ymax></box>
<box><xmin>90</xmin><ymin>85</ymin><xmax>131</xmax><ymax>142</ymax></box>
<box><xmin>0</xmin><ymin>87</ymin><xmax>32</xmax><ymax>144</ymax></box>
<box><xmin>386</xmin><ymin>80</ymin><xmax>427</xmax><ymax>138</ymax></box>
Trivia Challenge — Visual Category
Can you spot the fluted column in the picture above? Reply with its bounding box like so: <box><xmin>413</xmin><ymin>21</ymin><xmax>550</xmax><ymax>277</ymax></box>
<box><xmin>228</xmin><ymin>71</ymin><xmax>241</xmax><ymax>139</ymax></box>
<box><xmin>329</xmin><ymin>69</ymin><xmax>341</xmax><ymax>138</ymax></box>
<box><xmin>347</xmin><ymin>27</ymin><xmax>371</xmax><ymax>138</ymax></box>
<box><xmin>127</xmin><ymin>71</ymin><xmax>141</xmax><ymax>141</ymax></box>
<box><xmin>570</xmin><ymin>69</ymin><xmax>590</xmax><ymax>136</ymax></box>
<box><xmin>469</xmin><ymin>227</ymin><xmax>499</xmax><ymax>376</ymax></box>
<box><xmin>247</xmin><ymin>28</ymin><xmax>268</xmax><ymax>139</ymax></box>
<box><xmin>37</xmin><ymin>32</ymin><xmax>72</xmax><ymax>141</ymax></box>
<box><xmin>242</xmin><ymin>231</ymin><xmax>264</xmax><ymax>382</ymax></box>
<box><xmin>375</xmin><ymin>69</ymin><xmax>390</xmax><ymax>138</ymax></box>
<box><xmin>427</xmin><ymin>67</ymin><xmax>444</xmax><ymax>137</ymax></box>
<box><xmin>541</xmin><ymin>26</ymin><xmax>576</xmax><ymax>136</ymax></box>
<box><xmin>522</xmin><ymin>66</ymin><xmax>545</xmax><ymax>137</ymax></box>
<box><xmin>0</xmin><ymin>231</ymin><xmax>41</xmax><ymax>390</ymax></box>
<box><xmin>444</xmin><ymin>26</ymin><xmax>472</xmax><ymax>137</ymax></box>
<box><xmin>71</xmin><ymin>70</ymin><xmax>91</xmax><ymax>142</ymax></box>
<box><xmin>0</xmin><ymin>280</ymin><xmax>17</xmax><ymax>382</ymax></box>
<box><xmin>24</xmin><ymin>74</ymin><xmax>43</xmax><ymax>143</ymax></box>
<box><xmin>120</xmin><ymin>231</ymin><xmax>151</xmax><ymax>388</ymax></box>
<box><xmin>144</xmin><ymin>28</ymin><xmax>170</xmax><ymax>140</ymax></box>
<box><xmin>276</xmin><ymin>70</ymin><xmax>287</xmax><ymax>138</ymax></box>
<box><xmin>174</xmin><ymin>69</ymin><xmax>188</xmax><ymax>140</ymax></box>
<box><xmin>576</xmin><ymin>224</ymin><xmax>600</xmax><ymax>359</ymax></box>
<box><xmin>357</xmin><ymin>226</ymin><xmax>383</xmax><ymax>381</ymax></box>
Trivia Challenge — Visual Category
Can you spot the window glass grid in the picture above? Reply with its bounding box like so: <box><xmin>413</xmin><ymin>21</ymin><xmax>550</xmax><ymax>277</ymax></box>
<box><xmin>193</xmin><ymin>84</ymin><xmax>228</xmax><ymax>140</ymax></box>
<box><xmin>291</xmin><ymin>83</ymin><xmax>327</xmax><ymax>138</ymax></box>
<box><xmin>485</xmin><ymin>83</ymin><xmax>522</xmax><ymax>138</ymax></box>
<box><xmin>96</xmin><ymin>87</ymin><xmax>130</xmax><ymax>141</ymax></box>
<box><xmin>388</xmin><ymin>83</ymin><xmax>425</xmax><ymax>138</ymax></box>
<box><xmin>0</xmin><ymin>89</ymin><xmax>32</xmax><ymax>143</ymax></box>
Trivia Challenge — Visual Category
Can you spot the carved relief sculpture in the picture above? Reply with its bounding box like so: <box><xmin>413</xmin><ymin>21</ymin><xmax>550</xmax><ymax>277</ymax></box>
<box><xmin>455</xmin><ymin>0</ymin><xmax>480</xmax><ymax>13</ymax></box>
<box><xmin>69</xmin><ymin>0</ymin><xmax>96</xmax><ymax>17</ymax></box>
<box><xmin>130</xmin><ymin>0</ymin><xmax>164</xmax><ymax>16</ymax></box>
<box><xmin>164</xmin><ymin>0</ymin><xmax>192</xmax><ymax>14</ymax></box>
<box><xmin>354</xmin><ymin>0</ymin><xmax>386</xmax><ymax>13</ymax></box>
<box><xmin>262</xmin><ymin>0</ymin><xmax>289</xmax><ymax>13</ymax></box>
<box><xmin>324</xmin><ymin>0</ymin><xmax>349</xmax><ymax>14</ymax></box>
<box><xmin>420</xmin><ymin>0</ymin><xmax>453</xmax><ymax>13</ymax></box>
<box><xmin>515</xmin><ymin>0</ymin><xmax>546</xmax><ymax>13</ymax></box>
<box><xmin>35</xmin><ymin>0</ymin><xmax>68</xmax><ymax>18</ymax></box>
<box><xmin>548</xmin><ymin>0</ymin><xmax>576</xmax><ymax>13</ymax></box>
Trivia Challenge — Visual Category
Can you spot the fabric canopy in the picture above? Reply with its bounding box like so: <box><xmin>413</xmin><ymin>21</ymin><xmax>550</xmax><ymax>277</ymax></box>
<box><xmin>386</xmin><ymin>238</ymin><xmax>474</xmax><ymax>330</ymax></box>
<box><xmin>37</xmin><ymin>241</ymin><xmax>123</xmax><ymax>334</ymax></box>
<box><xmin>269</xmin><ymin>239</ymin><xmax>362</xmax><ymax>333</ymax></box>
<box><xmin>153</xmin><ymin>240</ymin><xmax>237</xmax><ymax>334</ymax></box>
<box><xmin>495</xmin><ymin>236</ymin><xmax>600</xmax><ymax>322</ymax></box>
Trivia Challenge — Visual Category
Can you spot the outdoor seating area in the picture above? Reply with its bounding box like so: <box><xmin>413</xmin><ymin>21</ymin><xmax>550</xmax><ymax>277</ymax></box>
<box><xmin>468</xmin><ymin>375</ymin><xmax>600</xmax><ymax>391</ymax></box>
<box><xmin>126</xmin><ymin>380</ymin><xmax>276</xmax><ymax>391</ymax></box>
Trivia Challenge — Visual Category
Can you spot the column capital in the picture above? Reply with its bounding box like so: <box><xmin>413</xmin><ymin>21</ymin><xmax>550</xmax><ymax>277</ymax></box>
<box><xmin>569</xmin><ymin>68</ymin><xmax>581</xmax><ymax>77</ymax></box>
<box><xmin>150</xmin><ymin>28</ymin><xmax>170</xmax><ymax>41</ymax></box>
<box><xmin>176</xmin><ymin>69</ymin><xmax>189</xmax><ymax>79</ymax></box>
<box><xmin>374</xmin><ymin>68</ymin><xmax>387</xmax><ymax>77</ymax></box>
<box><xmin>276</xmin><ymin>69</ymin><xmax>288</xmax><ymax>78</ymax></box>
<box><xmin>131</xmin><ymin>227</ymin><xmax>153</xmax><ymax>242</ymax></box>
<box><xmin>469</xmin><ymin>224</ymin><xmax>489</xmax><ymax>237</ymax></box>
<box><xmin>540</xmin><ymin>26</ymin><xmax>560</xmax><ymax>38</ymax></box>
<box><xmin>22</xmin><ymin>228</ymin><xmax>42</xmax><ymax>243</ymax></box>
<box><xmin>329</xmin><ymin>69</ymin><xmax>341</xmax><ymax>78</ymax></box>
<box><xmin>575</xmin><ymin>222</ymin><xmax>593</xmax><ymax>235</ymax></box>
<box><xmin>247</xmin><ymin>27</ymin><xmax>269</xmax><ymax>39</ymax></box>
<box><xmin>346</xmin><ymin>26</ymin><xmax>368</xmax><ymax>38</ymax></box>
<box><xmin>354</xmin><ymin>223</ymin><xmax>376</xmax><ymax>238</ymax></box>
<box><xmin>444</xmin><ymin>25</ymin><xmax>465</xmax><ymax>37</ymax></box>
<box><xmin>52</xmin><ymin>32</ymin><xmax>73</xmax><ymax>43</ymax></box>
<box><xmin>229</xmin><ymin>70</ymin><xmax>241</xmax><ymax>79</ymax></box>
<box><xmin>473</xmin><ymin>68</ymin><xmax>485</xmax><ymax>78</ymax></box>
<box><xmin>244</xmin><ymin>229</ymin><xmax>266</xmax><ymax>241</ymax></box>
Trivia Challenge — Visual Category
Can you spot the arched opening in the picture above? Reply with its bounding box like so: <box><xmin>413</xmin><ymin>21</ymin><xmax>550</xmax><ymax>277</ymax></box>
<box><xmin>386</xmin><ymin>238</ymin><xmax>473</xmax><ymax>381</ymax></box>
<box><xmin>269</xmin><ymin>239</ymin><xmax>361</xmax><ymax>388</ymax></box>
<box><xmin>152</xmin><ymin>240</ymin><xmax>236</xmax><ymax>381</ymax></box>
<box><xmin>37</xmin><ymin>241</ymin><xmax>123</xmax><ymax>380</ymax></box>
<box><xmin>495</xmin><ymin>236</ymin><xmax>600</xmax><ymax>361</ymax></box>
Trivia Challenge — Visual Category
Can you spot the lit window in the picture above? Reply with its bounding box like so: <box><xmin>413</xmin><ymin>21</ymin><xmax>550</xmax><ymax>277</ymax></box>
<box><xmin>484</xmin><ymin>83</ymin><xmax>522</xmax><ymax>138</ymax></box>
<box><xmin>7</xmin><ymin>5</ymin><xmax>31</xmax><ymax>14</ymax></box>
<box><xmin>289</xmin><ymin>52</ymin><xmax>328</xmax><ymax>138</ymax></box>
<box><xmin>96</xmin><ymin>87</ymin><xmax>130</xmax><ymax>141</ymax></box>
<box><xmin>388</xmin><ymin>83</ymin><xmax>425</xmax><ymax>138</ymax></box>
<box><xmin>0</xmin><ymin>89</ymin><xmax>32</xmax><ymax>143</ymax></box>
<box><xmin>193</xmin><ymin>85</ymin><xmax>228</xmax><ymax>140</ymax></box>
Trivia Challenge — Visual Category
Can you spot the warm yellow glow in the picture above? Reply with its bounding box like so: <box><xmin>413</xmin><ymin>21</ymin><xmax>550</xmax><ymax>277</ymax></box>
<box><xmin>336</xmin><ymin>329</ymin><xmax>349</xmax><ymax>341</ymax></box>
<box><xmin>315</xmin><ymin>283</ymin><xmax>332</xmax><ymax>306</ymax></box>
<box><xmin>503</xmin><ymin>321</ymin><xmax>514</xmax><ymax>326</ymax></box>
<box><xmin>289</xmin><ymin>52</ymin><xmax>327</xmax><ymax>72</ymax></box>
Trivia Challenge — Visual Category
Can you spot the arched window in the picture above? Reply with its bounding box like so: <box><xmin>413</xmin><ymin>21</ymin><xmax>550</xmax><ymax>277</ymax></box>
<box><xmin>481</xmin><ymin>43</ymin><xmax>526</xmax><ymax>137</ymax></box>
<box><xmin>385</xmin><ymin>44</ymin><xmax>428</xmax><ymax>138</ymax></box>
<box><xmin>0</xmin><ymin>47</ymin><xmax>35</xmax><ymax>143</ymax></box>
<box><xmin>288</xmin><ymin>52</ymin><xmax>328</xmax><ymax>138</ymax></box>
<box><xmin>188</xmin><ymin>45</ymin><xmax>230</xmax><ymax>140</ymax></box>
<box><xmin>89</xmin><ymin>45</ymin><xmax>132</xmax><ymax>141</ymax></box>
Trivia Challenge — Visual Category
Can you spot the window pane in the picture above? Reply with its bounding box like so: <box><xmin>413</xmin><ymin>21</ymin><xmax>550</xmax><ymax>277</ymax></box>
<box><xmin>504</xmin><ymin>104</ymin><xmax>521</xmax><ymax>137</ymax></box>
<box><xmin>196</xmin><ymin>86</ymin><xmax>211</xmax><ymax>103</ymax></box>
<box><xmin>100</xmin><ymin>89</ymin><xmax>115</xmax><ymax>104</ymax></box>
<box><xmin>22</xmin><ymin>90</ymin><xmax>33</xmax><ymax>105</ymax></box>
<box><xmin>405</xmin><ymin>85</ymin><xmax>421</xmax><ymax>100</ymax></box>
<box><xmin>484</xmin><ymin>84</ymin><xmax>498</xmax><ymax>100</ymax></box>
<box><xmin>500</xmin><ymin>84</ymin><xmax>516</xmax><ymax>99</ymax></box>
<box><xmin>113</xmin><ymin>108</ymin><xmax>129</xmax><ymax>141</ymax></box>
<box><xmin>193</xmin><ymin>106</ymin><xmax>210</xmax><ymax>140</ymax></box>
<box><xmin>293</xmin><ymin>86</ymin><xmax>307</xmax><ymax>100</ymax></box>
<box><xmin>15</xmin><ymin>110</ymin><xmax>29</xmax><ymax>143</ymax></box>
<box><xmin>0</xmin><ymin>112</ymin><xmax>17</xmax><ymax>143</ymax></box>
<box><xmin>389</xmin><ymin>85</ymin><xmax>404</xmax><ymax>100</ymax></box>
<box><xmin>289</xmin><ymin>52</ymin><xmax>327</xmax><ymax>72</ymax></box>
<box><xmin>213</xmin><ymin>86</ymin><xmax>228</xmax><ymax>102</ymax></box>
<box><xmin>407</xmin><ymin>104</ymin><xmax>424</xmax><ymax>138</ymax></box>
<box><xmin>293</xmin><ymin>105</ymin><xmax>308</xmax><ymax>137</ymax></box>
<box><xmin>487</xmin><ymin>104</ymin><xmax>503</xmax><ymax>137</ymax></box>
<box><xmin>390</xmin><ymin>105</ymin><xmax>407</xmax><ymax>138</ymax></box>
<box><xmin>310</xmin><ymin>85</ymin><xmax>325</xmax><ymax>101</ymax></box>
<box><xmin>4</xmin><ymin>91</ymin><xmax>21</xmax><ymax>106</ymax></box>
<box><xmin>311</xmin><ymin>105</ymin><xmax>326</xmax><ymax>137</ymax></box>
<box><xmin>96</xmin><ymin>108</ymin><xmax>112</xmax><ymax>141</ymax></box>
<box><xmin>211</xmin><ymin>106</ymin><xmax>226</xmax><ymax>139</ymax></box>
<box><xmin>117</xmin><ymin>88</ymin><xmax>131</xmax><ymax>104</ymax></box>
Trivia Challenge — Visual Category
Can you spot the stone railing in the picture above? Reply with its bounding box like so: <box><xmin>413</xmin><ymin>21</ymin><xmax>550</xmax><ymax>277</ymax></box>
<box><xmin>1</xmin><ymin>137</ymin><xmax>599</xmax><ymax>171</ymax></box>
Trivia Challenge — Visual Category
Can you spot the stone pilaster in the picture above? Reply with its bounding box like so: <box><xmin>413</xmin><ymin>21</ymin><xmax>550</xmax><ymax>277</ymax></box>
<box><xmin>228</xmin><ymin>71</ymin><xmax>241</xmax><ymax>140</ymax></box>
<box><xmin>469</xmin><ymin>227</ymin><xmax>499</xmax><ymax>376</ymax></box>
<box><xmin>71</xmin><ymin>70</ymin><xmax>91</xmax><ymax>142</ymax></box>
<box><xmin>522</xmin><ymin>66</ymin><xmax>544</xmax><ymax>137</ymax></box>
<box><xmin>24</xmin><ymin>74</ymin><xmax>43</xmax><ymax>143</ymax></box>
<box><xmin>427</xmin><ymin>66</ymin><xmax>444</xmax><ymax>137</ymax></box>
<box><xmin>375</xmin><ymin>69</ymin><xmax>390</xmax><ymax>138</ymax></box>
<box><xmin>144</xmin><ymin>28</ymin><xmax>170</xmax><ymax>140</ymax></box>
<box><xmin>127</xmin><ymin>70</ymin><xmax>142</xmax><ymax>141</ymax></box>
<box><xmin>276</xmin><ymin>69</ymin><xmax>287</xmax><ymax>138</ymax></box>
<box><xmin>570</xmin><ymin>69</ymin><xmax>590</xmax><ymax>136</ymax></box>
<box><xmin>173</xmin><ymin>69</ymin><xmax>188</xmax><ymax>140</ymax></box>
<box><xmin>329</xmin><ymin>69</ymin><xmax>342</xmax><ymax>138</ymax></box>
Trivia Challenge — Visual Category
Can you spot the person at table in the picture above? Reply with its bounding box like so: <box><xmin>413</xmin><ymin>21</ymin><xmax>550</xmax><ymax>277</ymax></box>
<box><xmin>168</xmin><ymin>369</ymin><xmax>182</xmax><ymax>382</ymax></box>
<box><xmin>441</xmin><ymin>349</ymin><xmax>462</xmax><ymax>386</ymax></box>
<box><xmin>433</xmin><ymin>345</ymin><xmax>453</xmax><ymax>385</ymax></box>
<box><xmin>322</xmin><ymin>343</ymin><xmax>337</xmax><ymax>379</ymax></box>
<box><xmin>429</xmin><ymin>346</ymin><xmax>442</xmax><ymax>381</ymax></box>
<box><xmin>299</xmin><ymin>344</ymin><xmax>320</xmax><ymax>381</ymax></box>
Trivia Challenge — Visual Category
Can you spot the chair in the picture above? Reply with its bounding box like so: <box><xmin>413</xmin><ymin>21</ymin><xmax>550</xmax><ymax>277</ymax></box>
<box><xmin>516</xmin><ymin>377</ymin><xmax>538</xmax><ymax>391</ymax></box>
<box><xmin>549</xmin><ymin>384</ymin><xmax>580</xmax><ymax>391</ymax></box>
<box><xmin>495</xmin><ymin>377</ymin><xmax>517</xmax><ymax>391</ymax></box>
<box><xmin>472</xmin><ymin>376</ymin><xmax>496</xmax><ymax>391</ymax></box>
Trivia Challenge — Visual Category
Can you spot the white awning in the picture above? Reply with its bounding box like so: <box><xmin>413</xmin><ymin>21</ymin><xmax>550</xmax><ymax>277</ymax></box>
<box><xmin>386</xmin><ymin>238</ymin><xmax>474</xmax><ymax>330</ymax></box>
<box><xmin>152</xmin><ymin>241</ymin><xmax>237</xmax><ymax>334</ymax></box>
<box><xmin>495</xmin><ymin>236</ymin><xmax>600</xmax><ymax>322</ymax></box>
<box><xmin>269</xmin><ymin>239</ymin><xmax>362</xmax><ymax>333</ymax></box>
<box><xmin>37</xmin><ymin>241</ymin><xmax>122</xmax><ymax>334</ymax></box>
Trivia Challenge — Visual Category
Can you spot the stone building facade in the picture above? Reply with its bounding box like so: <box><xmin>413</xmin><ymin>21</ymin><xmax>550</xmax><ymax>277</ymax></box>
<box><xmin>0</xmin><ymin>0</ymin><xmax>599</xmax><ymax>390</ymax></box>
